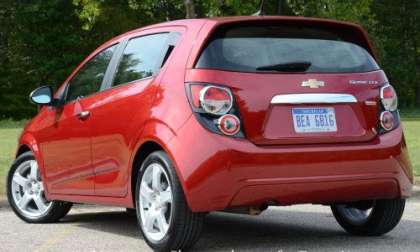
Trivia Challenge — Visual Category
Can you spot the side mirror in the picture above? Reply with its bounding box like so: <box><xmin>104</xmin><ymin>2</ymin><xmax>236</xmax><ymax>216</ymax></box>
<box><xmin>30</xmin><ymin>86</ymin><xmax>54</xmax><ymax>105</ymax></box>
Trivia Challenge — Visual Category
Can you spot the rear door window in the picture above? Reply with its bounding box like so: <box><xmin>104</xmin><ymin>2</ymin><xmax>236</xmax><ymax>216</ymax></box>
<box><xmin>112</xmin><ymin>33</ymin><xmax>170</xmax><ymax>86</ymax></box>
<box><xmin>196</xmin><ymin>25</ymin><xmax>379</xmax><ymax>73</ymax></box>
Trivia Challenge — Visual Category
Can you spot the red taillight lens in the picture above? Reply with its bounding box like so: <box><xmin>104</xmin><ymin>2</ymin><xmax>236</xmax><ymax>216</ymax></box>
<box><xmin>380</xmin><ymin>85</ymin><xmax>398</xmax><ymax>111</ymax></box>
<box><xmin>380</xmin><ymin>111</ymin><xmax>395</xmax><ymax>131</ymax></box>
<box><xmin>378</xmin><ymin>84</ymin><xmax>399</xmax><ymax>133</ymax></box>
<box><xmin>189</xmin><ymin>85</ymin><xmax>203</xmax><ymax>108</ymax></box>
<box><xmin>199</xmin><ymin>86</ymin><xmax>233</xmax><ymax>115</ymax></box>
<box><xmin>186</xmin><ymin>83</ymin><xmax>243</xmax><ymax>137</ymax></box>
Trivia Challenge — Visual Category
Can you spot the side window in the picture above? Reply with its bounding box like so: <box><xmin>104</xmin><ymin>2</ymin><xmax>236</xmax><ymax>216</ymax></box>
<box><xmin>112</xmin><ymin>33</ymin><xmax>170</xmax><ymax>86</ymax></box>
<box><xmin>66</xmin><ymin>44</ymin><xmax>117</xmax><ymax>102</ymax></box>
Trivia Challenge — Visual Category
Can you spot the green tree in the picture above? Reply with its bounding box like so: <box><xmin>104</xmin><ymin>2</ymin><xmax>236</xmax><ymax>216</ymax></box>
<box><xmin>371</xmin><ymin>0</ymin><xmax>420</xmax><ymax>107</ymax></box>
<box><xmin>0</xmin><ymin>0</ymin><xmax>419</xmax><ymax>120</ymax></box>
<box><xmin>0</xmin><ymin>0</ymin><xmax>17</xmax><ymax>119</ymax></box>
<box><xmin>1</xmin><ymin>1</ymin><xmax>88</xmax><ymax>118</ymax></box>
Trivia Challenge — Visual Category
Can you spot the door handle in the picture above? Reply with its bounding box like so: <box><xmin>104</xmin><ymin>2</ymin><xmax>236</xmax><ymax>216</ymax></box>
<box><xmin>77</xmin><ymin>111</ymin><xmax>91</xmax><ymax>120</ymax></box>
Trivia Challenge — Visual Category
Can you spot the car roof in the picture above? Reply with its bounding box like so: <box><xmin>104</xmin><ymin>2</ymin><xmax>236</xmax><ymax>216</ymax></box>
<box><xmin>114</xmin><ymin>15</ymin><xmax>374</xmax><ymax>54</ymax></box>
<box><xmin>57</xmin><ymin>16</ymin><xmax>376</xmax><ymax>96</ymax></box>
<box><xmin>201</xmin><ymin>15</ymin><xmax>362</xmax><ymax>28</ymax></box>
<box><xmin>122</xmin><ymin>15</ymin><xmax>365</xmax><ymax>34</ymax></box>
<box><xmin>99</xmin><ymin>15</ymin><xmax>376</xmax><ymax>69</ymax></box>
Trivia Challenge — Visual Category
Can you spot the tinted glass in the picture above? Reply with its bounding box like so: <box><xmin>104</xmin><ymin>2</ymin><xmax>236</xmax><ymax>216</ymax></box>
<box><xmin>113</xmin><ymin>33</ymin><xmax>170</xmax><ymax>86</ymax></box>
<box><xmin>66</xmin><ymin>45</ymin><xmax>116</xmax><ymax>102</ymax></box>
<box><xmin>196</xmin><ymin>25</ymin><xmax>379</xmax><ymax>73</ymax></box>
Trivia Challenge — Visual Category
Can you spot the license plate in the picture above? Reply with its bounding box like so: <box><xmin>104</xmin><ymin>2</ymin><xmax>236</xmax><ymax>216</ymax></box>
<box><xmin>292</xmin><ymin>108</ymin><xmax>337</xmax><ymax>133</ymax></box>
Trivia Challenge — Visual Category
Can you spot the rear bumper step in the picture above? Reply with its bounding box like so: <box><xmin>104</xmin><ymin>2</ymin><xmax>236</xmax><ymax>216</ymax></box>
<box><xmin>229</xmin><ymin>178</ymin><xmax>401</xmax><ymax>207</ymax></box>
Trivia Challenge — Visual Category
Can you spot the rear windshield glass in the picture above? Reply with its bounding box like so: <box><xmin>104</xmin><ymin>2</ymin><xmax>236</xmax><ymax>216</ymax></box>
<box><xmin>195</xmin><ymin>25</ymin><xmax>379</xmax><ymax>73</ymax></box>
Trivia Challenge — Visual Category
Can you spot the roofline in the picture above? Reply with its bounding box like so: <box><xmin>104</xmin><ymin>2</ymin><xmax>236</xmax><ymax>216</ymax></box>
<box><xmin>205</xmin><ymin>15</ymin><xmax>363</xmax><ymax>27</ymax></box>
<box><xmin>107</xmin><ymin>15</ymin><xmax>368</xmax><ymax>41</ymax></box>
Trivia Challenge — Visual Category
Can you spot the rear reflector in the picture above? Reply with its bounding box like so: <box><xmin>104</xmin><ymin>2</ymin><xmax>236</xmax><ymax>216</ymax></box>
<box><xmin>380</xmin><ymin>111</ymin><xmax>394</xmax><ymax>131</ymax></box>
<box><xmin>217</xmin><ymin>114</ymin><xmax>241</xmax><ymax>136</ymax></box>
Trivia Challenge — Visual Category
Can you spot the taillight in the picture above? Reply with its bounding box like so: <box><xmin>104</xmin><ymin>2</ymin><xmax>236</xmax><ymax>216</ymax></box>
<box><xmin>200</xmin><ymin>86</ymin><xmax>233</xmax><ymax>115</ymax></box>
<box><xmin>380</xmin><ymin>85</ymin><xmax>398</xmax><ymax>111</ymax></box>
<box><xmin>380</xmin><ymin>111</ymin><xmax>395</xmax><ymax>131</ymax></box>
<box><xmin>217</xmin><ymin>114</ymin><xmax>241</xmax><ymax>135</ymax></box>
<box><xmin>379</xmin><ymin>84</ymin><xmax>399</xmax><ymax>133</ymax></box>
<box><xmin>186</xmin><ymin>83</ymin><xmax>244</xmax><ymax>137</ymax></box>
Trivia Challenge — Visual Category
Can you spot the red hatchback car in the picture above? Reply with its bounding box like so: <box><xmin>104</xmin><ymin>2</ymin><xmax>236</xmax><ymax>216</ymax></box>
<box><xmin>7</xmin><ymin>16</ymin><xmax>413</xmax><ymax>251</ymax></box>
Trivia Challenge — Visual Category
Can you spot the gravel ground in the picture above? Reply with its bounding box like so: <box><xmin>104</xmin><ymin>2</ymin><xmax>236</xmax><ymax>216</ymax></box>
<box><xmin>0</xmin><ymin>195</ymin><xmax>419</xmax><ymax>252</ymax></box>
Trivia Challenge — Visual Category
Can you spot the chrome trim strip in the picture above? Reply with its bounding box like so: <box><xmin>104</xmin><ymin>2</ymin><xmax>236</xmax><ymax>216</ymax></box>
<box><xmin>271</xmin><ymin>93</ymin><xmax>358</xmax><ymax>104</ymax></box>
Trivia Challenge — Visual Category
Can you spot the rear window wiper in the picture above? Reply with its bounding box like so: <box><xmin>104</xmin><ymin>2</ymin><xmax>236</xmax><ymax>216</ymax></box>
<box><xmin>256</xmin><ymin>61</ymin><xmax>312</xmax><ymax>72</ymax></box>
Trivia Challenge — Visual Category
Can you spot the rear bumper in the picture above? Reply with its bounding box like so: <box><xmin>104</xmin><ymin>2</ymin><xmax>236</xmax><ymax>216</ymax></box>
<box><xmin>167</xmin><ymin>116</ymin><xmax>413</xmax><ymax>212</ymax></box>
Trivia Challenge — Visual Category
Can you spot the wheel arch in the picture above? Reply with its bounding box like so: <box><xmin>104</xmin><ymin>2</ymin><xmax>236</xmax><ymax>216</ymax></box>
<box><xmin>16</xmin><ymin>144</ymin><xmax>31</xmax><ymax>158</ymax></box>
<box><xmin>16</xmin><ymin>133</ymin><xmax>43</xmax><ymax>166</ymax></box>
<box><xmin>130</xmin><ymin>140</ymin><xmax>164</xmax><ymax>206</ymax></box>
<box><xmin>129</xmin><ymin>121</ymin><xmax>193</xmax><ymax>209</ymax></box>
<box><xmin>14</xmin><ymin>133</ymin><xmax>50</xmax><ymax>196</ymax></box>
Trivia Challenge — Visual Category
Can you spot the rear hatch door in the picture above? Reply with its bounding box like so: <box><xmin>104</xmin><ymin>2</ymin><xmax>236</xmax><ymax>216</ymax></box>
<box><xmin>189</xmin><ymin>20</ymin><xmax>385</xmax><ymax>145</ymax></box>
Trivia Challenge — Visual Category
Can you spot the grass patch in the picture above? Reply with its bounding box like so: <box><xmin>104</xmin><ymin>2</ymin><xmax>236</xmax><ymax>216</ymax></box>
<box><xmin>0</xmin><ymin>119</ymin><xmax>27</xmax><ymax>129</ymax></box>
<box><xmin>0</xmin><ymin>128</ymin><xmax>21</xmax><ymax>195</ymax></box>
<box><xmin>400</xmin><ymin>108</ymin><xmax>420</xmax><ymax>176</ymax></box>
<box><xmin>402</xmin><ymin>120</ymin><xmax>420</xmax><ymax>176</ymax></box>
<box><xmin>0</xmin><ymin>115</ymin><xmax>419</xmax><ymax>196</ymax></box>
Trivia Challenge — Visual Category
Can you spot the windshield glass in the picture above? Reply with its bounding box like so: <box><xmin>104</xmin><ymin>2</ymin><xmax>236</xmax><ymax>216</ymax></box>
<box><xmin>195</xmin><ymin>25</ymin><xmax>379</xmax><ymax>73</ymax></box>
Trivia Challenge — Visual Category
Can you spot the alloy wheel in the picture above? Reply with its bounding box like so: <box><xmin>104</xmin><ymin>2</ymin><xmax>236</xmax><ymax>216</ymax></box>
<box><xmin>334</xmin><ymin>202</ymin><xmax>375</xmax><ymax>225</ymax></box>
<box><xmin>10</xmin><ymin>160</ymin><xmax>52</xmax><ymax>219</ymax></box>
<box><xmin>139</xmin><ymin>162</ymin><xmax>173</xmax><ymax>242</ymax></box>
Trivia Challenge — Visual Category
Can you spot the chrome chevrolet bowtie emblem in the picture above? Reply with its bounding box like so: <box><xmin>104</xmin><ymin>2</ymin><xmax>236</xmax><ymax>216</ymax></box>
<box><xmin>302</xmin><ymin>79</ymin><xmax>325</xmax><ymax>88</ymax></box>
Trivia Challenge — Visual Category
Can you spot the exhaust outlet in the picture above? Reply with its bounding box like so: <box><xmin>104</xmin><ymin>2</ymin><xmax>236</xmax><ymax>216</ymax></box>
<box><xmin>223</xmin><ymin>204</ymin><xmax>268</xmax><ymax>215</ymax></box>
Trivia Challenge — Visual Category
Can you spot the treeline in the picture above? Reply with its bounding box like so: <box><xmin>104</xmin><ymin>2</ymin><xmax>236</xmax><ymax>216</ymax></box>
<box><xmin>0</xmin><ymin>0</ymin><xmax>419</xmax><ymax>119</ymax></box>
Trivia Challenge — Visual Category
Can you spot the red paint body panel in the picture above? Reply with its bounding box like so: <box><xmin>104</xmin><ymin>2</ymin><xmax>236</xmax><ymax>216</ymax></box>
<box><xmin>168</xmin><ymin>114</ymin><xmax>412</xmax><ymax>211</ymax></box>
<box><xmin>28</xmin><ymin>99</ymin><xmax>96</xmax><ymax>195</ymax></box>
<box><xmin>185</xmin><ymin>69</ymin><xmax>386</xmax><ymax>145</ymax></box>
<box><xmin>89</xmin><ymin>78</ymin><xmax>157</xmax><ymax>196</ymax></box>
<box><xmin>17</xmin><ymin>16</ymin><xmax>412</xmax><ymax>211</ymax></box>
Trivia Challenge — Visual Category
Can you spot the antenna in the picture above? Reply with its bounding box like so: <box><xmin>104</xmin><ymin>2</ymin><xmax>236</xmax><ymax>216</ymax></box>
<box><xmin>252</xmin><ymin>0</ymin><xmax>266</xmax><ymax>16</ymax></box>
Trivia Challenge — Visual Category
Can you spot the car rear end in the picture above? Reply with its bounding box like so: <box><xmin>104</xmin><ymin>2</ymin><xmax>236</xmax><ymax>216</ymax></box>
<box><xmin>172</xmin><ymin>17</ymin><xmax>413</xmax><ymax>212</ymax></box>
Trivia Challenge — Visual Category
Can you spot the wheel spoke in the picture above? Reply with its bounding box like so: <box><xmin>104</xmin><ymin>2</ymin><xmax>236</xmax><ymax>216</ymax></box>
<box><xmin>11</xmin><ymin>159</ymin><xmax>53</xmax><ymax>218</ymax></box>
<box><xmin>140</xmin><ymin>182</ymin><xmax>153</xmax><ymax>204</ymax></box>
<box><xmin>30</xmin><ymin>161</ymin><xmax>38</xmax><ymax>180</ymax></box>
<box><xmin>338</xmin><ymin>204</ymin><xmax>373</xmax><ymax>225</ymax></box>
<box><xmin>144</xmin><ymin>211</ymin><xmax>156</xmax><ymax>232</ymax></box>
<box><xmin>139</xmin><ymin>162</ymin><xmax>173</xmax><ymax>241</ymax></box>
<box><xmin>156</xmin><ymin>211</ymin><xmax>169</xmax><ymax>233</ymax></box>
<box><xmin>33</xmin><ymin>195</ymin><xmax>47</xmax><ymax>212</ymax></box>
<box><xmin>13</xmin><ymin>173</ymin><xmax>28</xmax><ymax>187</ymax></box>
<box><xmin>18</xmin><ymin>193</ymin><xmax>32</xmax><ymax>209</ymax></box>
<box><xmin>39</xmin><ymin>182</ymin><xmax>44</xmax><ymax>192</ymax></box>
<box><xmin>160</xmin><ymin>189</ymin><xmax>172</xmax><ymax>205</ymax></box>
<box><xmin>152</xmin><ymin>165</ymin><xmax>162</xmax><ymax>191</ymax></box>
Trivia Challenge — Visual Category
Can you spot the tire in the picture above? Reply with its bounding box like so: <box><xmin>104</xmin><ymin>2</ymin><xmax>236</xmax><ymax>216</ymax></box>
<box><xmin>135</xmin><ymin>151</ymin><xmax>204</xmax><ymax>252</ymax></box>
<box><xmin>7</xmin><ymin>151</ymin><xmax>73</xmax><ymax>223</ymax></box>
<box><xmin>331</xmin><ymin>199</ymin><xmax>405</xmax><ymax>236</ymax></box>
<box><xmin>126</xmin><ymin>208</ymin><xmax>136</xmax><ymax>217</ymax></box>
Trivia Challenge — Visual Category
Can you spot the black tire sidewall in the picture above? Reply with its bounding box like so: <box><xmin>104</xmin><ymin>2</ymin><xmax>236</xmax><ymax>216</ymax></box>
<box><xmin>331</xmin><ymin>199</ymin><xmax>405</xmax><ymax>236</ymax></box>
